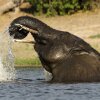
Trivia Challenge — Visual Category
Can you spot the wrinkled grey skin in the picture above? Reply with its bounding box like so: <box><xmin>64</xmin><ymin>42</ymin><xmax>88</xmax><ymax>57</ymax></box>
<box><xmin>9</xmin><ymin>16</ymin><xmax>100</xmax><ymax>83</ymax></box>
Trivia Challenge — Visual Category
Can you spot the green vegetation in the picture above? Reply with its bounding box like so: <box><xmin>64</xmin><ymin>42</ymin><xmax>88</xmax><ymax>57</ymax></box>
<box><xmin>89</xmin><ymin>34</ymin><xmax>100</xmax><ymax>39</ymax></box>
<box><xmin>27</xmin><ymin>0</ymin><xmax>92</xmax><ymax>16</ymax></box>
<box><xmin>15</xmin><ymin>58</ymin><xmax>41</xmax><ymax>67</ymax></box>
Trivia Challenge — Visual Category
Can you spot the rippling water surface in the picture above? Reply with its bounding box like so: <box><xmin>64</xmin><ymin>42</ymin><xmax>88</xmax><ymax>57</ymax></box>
<box><xmin>0</xmin><ymin>68</ymin><xmax>100</xmax><ymax>100</ymax></box>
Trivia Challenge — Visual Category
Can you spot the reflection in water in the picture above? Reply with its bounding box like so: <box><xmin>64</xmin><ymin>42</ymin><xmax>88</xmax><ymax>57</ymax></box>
<box><xmin>0</xmin><ymin>29</ymin><xmax>15</xmax><ymax>81</ymax></box>
<box><xmin>0</xmin><ymin>68</ymin><xmax>100</xmax><ymax>100</ymax></box>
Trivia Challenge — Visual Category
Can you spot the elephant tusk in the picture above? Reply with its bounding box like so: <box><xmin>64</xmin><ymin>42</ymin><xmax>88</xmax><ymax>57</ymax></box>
<box><xmin>14</xmin><ymin>39</ymin><xmax>35</xmax><ymax>44</ymax></box>
<box><xmin>15</xmin><ymin>23</ymin><xmax>38</xmax><ymax>33</ymax></box>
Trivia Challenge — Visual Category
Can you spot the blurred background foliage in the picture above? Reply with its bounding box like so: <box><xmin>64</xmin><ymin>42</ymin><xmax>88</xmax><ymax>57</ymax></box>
<box><xmin>25</xmin><ymin>0</ymin><xmax>98</xmax><ymax>16</ymax></box>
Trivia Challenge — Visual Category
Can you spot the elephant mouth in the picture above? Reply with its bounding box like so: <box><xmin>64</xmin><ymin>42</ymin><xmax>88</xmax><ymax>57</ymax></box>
<box><xmin>12</xmin><ymin>24</ymin><xmax>48</xmax><ymax>46</ymax></box>
<box><xmin>11</xmin><ymin>23</ymin><xmax>38</xmax><ymax>44</ymax></box>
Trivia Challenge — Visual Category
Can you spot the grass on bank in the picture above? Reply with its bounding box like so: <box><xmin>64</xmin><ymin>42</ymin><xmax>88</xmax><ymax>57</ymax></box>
<box><xmin>89</xmin><ymin>34</ymin><xmax>100</xmax><ymax>39</ymax></box>
<box><xmin>15</xmin><ymin>58</ymin><xmax>41</xmax><ymax>68</ymax></box>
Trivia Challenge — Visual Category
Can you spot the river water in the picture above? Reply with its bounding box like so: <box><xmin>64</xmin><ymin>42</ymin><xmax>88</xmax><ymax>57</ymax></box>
<box><xmin>0</xmin><ymin>68</ymin><xmax>100</xmax><ymax>100</ymax></box>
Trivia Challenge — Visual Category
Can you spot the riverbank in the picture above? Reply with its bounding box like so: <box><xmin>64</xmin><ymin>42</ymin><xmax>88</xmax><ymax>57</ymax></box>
<box><xmin>15</xmin><ymin>58</ymin><xmax>41</xmax><ymax>67</ymax></box>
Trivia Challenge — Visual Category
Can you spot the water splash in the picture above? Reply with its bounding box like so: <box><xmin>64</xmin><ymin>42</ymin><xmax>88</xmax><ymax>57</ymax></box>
<box><xmin>0</xmin><ymin>29</ymin><xmax>16</xmax><ymax>81</ymax></box>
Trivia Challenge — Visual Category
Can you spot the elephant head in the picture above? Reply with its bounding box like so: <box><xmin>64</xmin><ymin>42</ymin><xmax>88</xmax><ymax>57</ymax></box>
<box><xmin>9</xmin><ymin>16</ymin><xmax>100</xmax><ymax>83</ymax></box>
<box><xmin>9</xmin><ymin>16</ymin><xmax>67</xmax><ymax>73</ymax></box>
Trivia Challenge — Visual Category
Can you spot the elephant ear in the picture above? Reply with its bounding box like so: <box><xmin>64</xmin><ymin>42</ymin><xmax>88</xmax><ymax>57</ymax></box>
<box><xmin>70</xmin><ymin>38</ymin><xmax>100</xmax><ymax>59</ymax></box>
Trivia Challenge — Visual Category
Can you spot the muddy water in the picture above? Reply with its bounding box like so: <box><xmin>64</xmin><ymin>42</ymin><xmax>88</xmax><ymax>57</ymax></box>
<box><xmin>0</xmin><ymin>68</ymin><xmax>100</xmax><ymax>100</ymax></box>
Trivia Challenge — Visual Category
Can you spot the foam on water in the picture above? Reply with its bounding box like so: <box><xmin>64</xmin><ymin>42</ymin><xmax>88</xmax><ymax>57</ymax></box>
<box><xmin>0</xmin><ymin>29</ymin><xmax>16</xmax><ymax>81</ymax></box>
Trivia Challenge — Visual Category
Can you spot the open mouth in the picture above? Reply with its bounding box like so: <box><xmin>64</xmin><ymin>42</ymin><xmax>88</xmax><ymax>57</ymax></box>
<box><xmin>12</xmin><ymin>24</ymin><xmax>39</xmax><ymax>44</ymax></box>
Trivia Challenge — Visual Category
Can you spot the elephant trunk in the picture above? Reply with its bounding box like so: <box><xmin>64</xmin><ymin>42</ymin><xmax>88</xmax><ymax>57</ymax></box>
<box><xmin>9</xmin><ymin>16</ymin><xmax>51</xmax><ymax>34</ymax></box>
<box><xmin>9</xmin><ymin>16</ymin><xmax>58</xmax><ymax>40</ymax></box>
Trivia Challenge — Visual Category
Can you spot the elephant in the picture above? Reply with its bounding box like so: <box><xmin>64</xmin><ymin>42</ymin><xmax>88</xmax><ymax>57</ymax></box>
<box><xmin>9</xmin><ymin>16</ymin><xmax>100</xmax><ymax>83</ymax></box>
